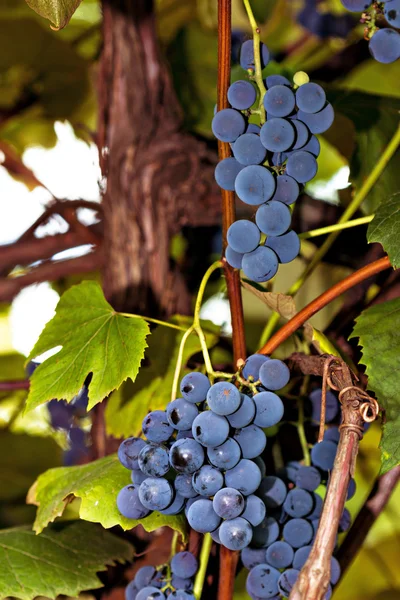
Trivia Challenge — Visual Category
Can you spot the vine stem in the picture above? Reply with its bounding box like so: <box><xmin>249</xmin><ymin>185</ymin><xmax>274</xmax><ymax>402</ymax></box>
<box><xmin>258</xmin><ymin>256</ymin><xmax>391</xmax><ymax>355</ymax></box>
<box><xmin>119</xmin><ymin>313</ymin><xmax>187</xmax><ymax>332</ymax></box>
<box><xmin>242</xmin><ymin>0</ymin><xmax>267</xmax><ymax>123</ymax></box>
<box><xmin>299</xmin><ymin>215</ymin><xmax>374</xmax><ymax>240</ymax></box>
<box><xmin>171</xmin><ymin>326</ymin><xmax>195</xmax><ymax>402</ymax></box>
<box><xmin>193</xmin><ymin>534</ymin><xmax>213</xmax><ymax>600</ymax></box>
<box><xmin>0</xmin><ymin>380</ymin><xmax>29</xmax><ymax>390</ymax></box>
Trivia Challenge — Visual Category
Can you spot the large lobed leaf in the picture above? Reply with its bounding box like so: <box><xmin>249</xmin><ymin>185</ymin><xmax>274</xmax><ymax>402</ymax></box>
<box><xmin>0</xmin><ymin>520</ymin><xmax>133</xmax><ymax>600</ymax></box>
<box><xmin>28</xmin><ymin>454</ymin><xmax>188</xmax><ymax>539</ymax></box>
<box><xmin>24</xmin><ymin>0</ymin><xmax>82</xmax><ymax>29</ymax></box>
<box><xmin>351</xmin><ymin>298</ymin><xmax>400</xmax><ymax>473</ymax></box>
<box><xmin>368</xmin><ymin>192</ymin><xmax>400</xmax><ymax>268</ymax></box>
<box><xmin>26</xmin><ymin>281</ymin><xmax>150</xmax><ymax>412</ymax></box>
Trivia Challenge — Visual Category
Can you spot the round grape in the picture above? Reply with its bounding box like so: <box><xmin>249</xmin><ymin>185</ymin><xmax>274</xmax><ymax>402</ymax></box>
<box><xmin>228</xmin><ymin>80</ymin><xmax>257</xmax><ymax>109</ymax></box>
<box><xmin>297</xmin><ymin>104</ymin><xmax>335</xmax><ymax>134</ymax></box>
<box><xmin>138</xmin><ymin>477</ymin><xmax>173</xmax><ymax>511</ymax></box>
<box><xmin>159</xmin><ymin>493</ymin><xmax>186</xmax><ymax>515</ymax></box>
<box><xmin>131</xmin><ymin>469</ymin><xmax>147</xmax><ymax>486</ymax></box>
<box><xmin>225</xmin><ymin>245</ymin><xmax>244</xmax><ymax>269</ymax></box>
<box><xmin>241</xmin><ymin>547</ymin><xmax>268</xmax><ymax>570</ymax></box>
<box><xmin>266</xmin><ymin>75</ymin><xmax>291</xmax><ymax>87</ymax></box>
<box><xmin>308</xmin><ymin>493</ymin><xmax>323</xmax><ymax>520</ymax></box>
<box><xmin>296</xmin><ymin>82</ymin><xmax>326</xmax><ymax>114</ymax></box>
<box><xmin>240</xmin><ymin>39</ymin><xmax>270</xmax><ymax>70</ymax></box>
<box><xmin>207</xmin><ymin>437</ymin><xmax>242</xmax><ymax>469</ymax></box>
<box><xmin>257</xmin><ymin>476</ymin><xmax>287</xmax><ymax>508</ymax></box>
<box><xmin>187</xmin><ymin>498</ymin><xmax>221</xmax><ymax>533</ymax></box>
<box><xmin>227</xmin><ymin>393</ymin><xmax>256</xmax><ymax>428</ymax></box>
<box><xmin>266</xmin><ymin>541</ymin><xmax>294</xmax><ymax>569</ymax></box>
<box><xmin>259</xmin><ymin>358</ymin><xmax>290</xmax><ymax>390</ymax></box>
<box><xmin>247</xmin><ymin>123</ymin><xmax>261</xmax><ymax>134</ymax></box>
<box><xmin>253</xmin><ymin>391</ymin><xmax>284</xmax><ymax>428</ymax></box>
<box><xmin>225</xmin><ymin>459</ymin><xmax>262</xmax><ymax>495</ymax></box>
<box><xmin>278</xmin><ymin>568</ymin><xmax>300</xmax><ymax>596</ymax></box>
<box><xmin>301</xmin><ymin>134</ymin><xmax>320</xmax><ymax>157</ymax></box>
<box><xmin>166</xmin><ymin>398</ymin><xmax>199</xmax><ymax>431</ymax></box>
<box><xmin>171</xmin><ymin>576</ymin><xmax>193</xmax><ymax>591</ymax></box>
<box><xmin>138</xmin><ymin>444</ymin><xmax>170</xmax><ymax>477</ymax></box>
<box><xmin>219</xmin><ymin>517</ymin><xmax>253</xmax><ymax>551</ymax></box>
<box><xmin>136</xmin><ymin>587</ymin><xmax>165</xmax><ymax>600</ymax></box>
<box><xmin>331</xmin><ymin>556</ymin><xmax>341</xmax><ymax>585</ymax></box>
<box><xmin>340</xmin><ymin>0</ymin><xmax>371</xmax><ymax>10</ymax></box>
<box><xmin>212</xmin><ymin>108</ymin><xmax>246</xmax><ymax>142</ymax></box>
<box><xmin>252</xmin><ymin>516</ymin><xmax>280</xmax><ymax>548</ymax></box>
<box><xmin>283</xmin><ymin>518</ymin><xmax>314</xmax><ymax>547</ymax></box>
<box><xmin>227</xmin><ymin>220</ymin><xmax>261</xmax><ymax>254</ymax></box>
<box><xmin>291</xmin><ymin>119</ymin><xmax>310</xmax><ymax>149</ymax></box>
<box><xmin>242</xmin><ymin>354</ymin><xmax>270</xmax><ymax>381</ymax></box>
<box><xmin>272</xmin><ymin>175</ymin><xmax>299</xmax><ymax>205</ymax></box>
<box><xmin>286</xmin><ymin>150</ymin><xmax>318</xmax><ymax>183</ymax></box>
<box><xmin>142</xmin><ymin>411</ymin><xmax>173</xmax><ymax>443</ymax></box>
<box><xmin>213</xmin><ymin>487</ymin><xmax>245</xmax><ymax>519</ymax></box>
<box><xmin>171</xmin><ymin>551</ymin><xmax>198</xmax><ymax>578</ymax></box>
<box><xmin>234</xmin><ymin>424</ymin><xmax>267</xmax><ymax>459</ymax></box>
<box><xmin>311</xmin><ymin>440</ymin><xmax>337</xmax><ymax>471</ymax></box>
<box><xmin>324</xmin><ymin>427</ymin><xmax>340</xmax><ymax>444</ymax></box>
<box><xmin>118</xmin><ymin>437</ymin><xmax>146</xmax><ymax>470</ymax></box>
<box><xmin>180</xmin><ymin>372</ymin><xmax>210</xmax><ymax>403</ymax></box>
<box><xmin>260</xmin><ymin>118</ymin><xmax>295</xmax><ymax>152</ymax></box>
<box><xmin>292</xmin><ymin>545</ymin><xmax>312</xmax><ymax>570</ymax></box>
<box><xmin>169</xmin><ymin>438</ymin><xmax>205</xmax><ymax>474</ymax></box>
<box><xmin>310</xmin><ymin>388</ymin><xmax>339</xmax><ymax>423</ymax></box>
<box><xmin>235</xmin><ymin>165</ymin><xmax>276</xmax><ymax>205</ymax></box>
<box><xmin>135</xmin><ymin>566</ymin><xmax>157</xmax><ymax>588</ymax></box>
<box><xmin>339</xmin><ymin>507</ymin><xmax>352</xmax><ymax>532</ymax></box>
<box><xmin>369</xmin><ymin>28</ymin><xmax>400</xmax><ymax>63</ymax></box>
<box><xmin>242</xmin><ymin>246</ymin><xmax>279</xmax><ymax>283</ymax></box>
<box><xmin>233</xmin><ymin>133</ymin><xmax>267</xmax><ymax>165</ymax></box>
<box><xmin>246</xmin><ymin>564</ymin><xmax>280</xmax><ymax>598</ymax></box>
<box><xmin>192</xmin><ymin>411</ymin><xmax>229</xmax><ymax>447</ymax></box>
<box><xmin>241</xmin><ymin>494</ymin><xmax>266</xmax><ymax>526</ymax></box>
<box><xmin>174</xmin><ymin>473</ymin><xmax>198</xmax><ymax>498</ymax></box>
<box><xmin>192</xmin><ymin>465</ymin><xmax>224</xmax><ymax>496</ymax></box>
<box><xmin>117</xmin><ymin>485</ymin><xmax>150</xmax><ymax>519</ymax></box>
<box><xmin>283</xmin><ymin>488</ymin><xmax>314</xmax><ymax>517</ymax></box>
<box><xmin>215</xmin><ymin>157</ymin><xmax>244</xmax><ymax>191</ymax></box>
<box><xmin>264</xmin><ymin>85</ymin><xmax>296</xmax><ymax>117</ymax></box>
<box><xmin>384</xmin><ymin>0</ymin><xmax>400</xmax><ymax>28</ymax></box>
<box><xmin>265</xmin><ymin>230</ymin><xmax>301</xmax><ymax>264</ymax></box>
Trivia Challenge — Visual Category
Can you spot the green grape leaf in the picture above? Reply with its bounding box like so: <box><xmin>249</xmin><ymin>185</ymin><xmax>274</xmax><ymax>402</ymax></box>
<box><xmin>368</xmin><ymin>192</ymin><xmax>400</xmax><ymax>268</ymax></box>
<box><xmin>26</xmin><ymin>281</ymin><xmax>150</xmax><ymax>412</ymax></box>
<box><xmin>105</xmin><ymin>317</ymin><xmax>219</xmax><ymax>438</ymax></box>
<box><xmin>351</xmin><ymin>298</ymin><xmax>400</xmax><ymax>473</ymax></box>
<box><xmin>0</xmin><ymin>520</ymin><xmax>133</xmax><ymax>600</ymax></box>
<box><xmin>24</xmin><ymin>0</ymin><xmax>82</xmax><ymax>29</ymax></box>
<box><xmin>28</xmin><ymin>453</ymin><xmax>188</xmax><ymax>538</ymax></box>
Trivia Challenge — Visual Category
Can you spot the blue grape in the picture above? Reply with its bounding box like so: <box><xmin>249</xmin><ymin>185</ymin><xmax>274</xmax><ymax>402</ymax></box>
<box><xmin>331</xmin><ymin>556</ymin><xmax>341</xmax><ymax>585</ymax></box>
<box><xmin>347</xmin><ymin>478</ymin><xmax>356</xmax><ymax>500</ymax></box>
<box><xmin>176</xmin><ymin>429</ymin><xmax>194</xmax><ymax>440</ymax></box>
<box><xmin>340</xmin><ymin>0</ymin><xmax>370</xmax><ymax>10</ymax></box>
<box><xmin>286</xmin><ymin>150</ymin><xmax>318</xmax><ymax>183</ymax></box>
<box><xmin>192</xmin><ymin>465</ymin><xmax>224</xmax><ymax>496</ymax></box>
<box><xmin>139</xmin><ymin>477</ymin><xmax>173</xmax><ymax>511</ymax></box>
<box><xmin>242</xmin><ymin>354</ymin><xmax>270</xmax><ymax>381</ymax></box>
<box><xmin>385</xmin><ymin>1</ymin><xmax>400</xmax><ymax>28</ymax></box>
<box><xmin>296</xmin><ymin>82</ymin><xmax>326</xmax><ymax>114</ymax></box>
<box><xmin>295</xmin><ymin>466</ymin><xmax>322</xmax><ymax>491</ymax></box>
<box><xmin>247</xmin><ymin>123</ymin><xmax>261</xmax><ymax>134</ymax></box>
<box><xmin>25</xmin><ymin>360</ymin><xmax>39</xmax><ymax>378</ymax></box>
<box><xmin>281</xmin><ymin>460</ymin><xmax>301</xmax><ymax>483</ymax></box>
<box><xmin>246</xmin><ymin>564</ymin><xmax>280</xmax><ymax>598</ymax></box>
<box><xmin>131</xmin><ymin>469</ymin><xmax>147</xmax><ymax>485</ymax></box>
<box><xmin>278</xmin><ymin>568</ymin><xmax>300</xmax><ymax>596</ymax></box>
<box><xmin>234</xmin><ymin>424</ymin><xmax>267</xmax><ymax>459</ymax></box>
<box><xmin>136</xmin><ymin>588</ymin><xmax>164</xmax><ymax>600</ymax></box>
<box><xmin>184</xmin><ymin>495</ymin><xmax>200</xmax><ymax>517</ymax></box>
<box><xmin>138</xmin><ymin>444</ymin><xmax>170</xmax><ymax>477</ymax></box>
<box><xmin>227</xmin><ymin>393</ymin><xmax>256</xmax><ymax>428</ymax></box>
<box><xmin>259</xmin><ymin>359</ymin><xmax>290</xmax><ymax>391</ymax></box>
<box><xmin>310</xmin><ymin>388</ymin><xmax>339</xmax><ymax>423</ymax></box>
<box><xmin>339</xmin><ymin>507</ymin><xmax>351</xmax><ymax>532</ymax></box>
<box><xmin>192</xmin><ymin>411</ymin><xmax>229</xmax><ymax>447</ymax></box>
<box><xmin>171</xmin><ymin>576</ymin><xmax>193</xmax><ymax>591</ymax></box>
<box><xmin>171</xmin><ymin>551</ymin><xmax>198</xmax><ymax>578</ymax></box>
<box><xmin>118</xmin><ymin>437</ymin><xmax>146</xmax><ymax>470</ymax></box>
<box><xmin>265</xmin><ymin>230</ymin><xmax>300</xmax><ymax>264</ymax></box>
<box><xmin>213</xmin><ymin>487</ymin><xmax>245</xmax><ymax>519</ymax></box>
<box><xmin>225</xmin><ymin>245</ymin><xmax>244</xmax><ymax>269</ymax></box>
<box><xmin>227</xmin><ymin>220</ymin><xmax>261</xmax><ymax>255</ymax></box>
<box><xmin>311</xmin><ymin>441</ymin><xmax>337</xmax><ymax>471</ymax></box>
<box><xmin>235</xmin><ymin>165</ymin><xmax>276</xmax><ymax>205</ymax></box>
<box><xmin>159</xmin><ymin>493</ymin><xmax>186</xmax><ymax>515</ymax></box>
<box><xmin>48</xmin><ymin>400</ymin><xmax>74</xmax><ymax>430</ymax></box>
<box><xmin>241</xmin><ymin>494</ymin><xmax>266</xmax><ymax>526</ymax></box>
<box><xmin>324</xmin><ymin>427</ymin><xmax>340</xmax><ymax>444</ymax></box>
<box><xmin>210</xmin><ymin>527</ymin><xmax>221</xmax><ymax>544</ymax></box>
<box><xmin>117</xmin><ymin>485</ymin><xmax>150</xmax><ymax>519</ymax></box>
<box><xmin>142</xmin><ymin>411</ymin><xmax>173</xmax><ymax>443</ymax></box>
<box><xmin>240</xmin><ymin>39</ymin><xmax>270</xmax><ymax>69</ymax></box>
<box><xmin>264</xmin><ymin>85</ymin><xmax>296</xmax><ymax>117</ymax></box>
<box><xmin>297</xmin><ymin>104</ymin><xmax>334</xmax><ymax>134</ymax></box>
<box><xmin>369</xmin><ymin>28</ymin><xmax>400</xmax><ymax>63</ymax></box>
<box><xmin>72</xmin><ymin>385</ymin><xmax>89</xmax><ymax>412</ymax></box>
<box><xmin>212</xmin><ymin>108</ymin><xmax>246</xmax><ymax>142</ymax></box>
<box><xmin>291</xmin><ymin>119</ymin><xmax>310</xmax><ymax>149</ymax></box>
<box><xmin>170</xmin><ymin>592</ymin><xmax>195</xmax><ymax>600</ymax></box>
<box><xmin>283</xmin><ymin>488</ymin><xmax>314</xmax><ymax>517</ymax></box>
<box><xmin>187</xmin><ymin>498</ymin><xmax>221</xmax><ymax>533</ymax></box>
<box><xmin>228</xmin><ymin>80</ymin><xmax>257</xmax><ymax>109</ymax></box>
<box><xmin>283</xmin><ymin>518</ymin><xmax>313</xmax><ymax>547</ymax></box>
<box><xmin>233</xmin><ymin>133</ymin><xmax>267</xmax><ymax>165</ymax></box>
<box><xmin>260</xmin><ymin>118</ymin><xmax>295</xmax><ymax>152</ymax></box>
<box><xmin>242</xmin><ymin>547</ymin><xmax>268</xmax><ymax>570</ymax></box>
<box><xmin>126</xmin><ymin>580</ymin><xmax>138</xmax><ymax>600</ymax></box>
<box><xmin>219</xmin><ymin>517</ymin><xmax>253</xmax><ymax>550</ymax></box>
<box><xmin>257</xmin><ymin>476</ymin><xmax>287</xmax><ymax>508</ymax></box>
<box><xmin>266</xmin><ymin>541</ymin><xmax>294</xmax><ymax>569</ymax></box>
<box><xmin>252</xmin><ymin>516</ymin><xmax>280</xmax><ymax>548</ymax></box>
<box><xmin>253</xmin><ymin>391</ymin><xmax>284</xmax><ymax>428</ymax></box>
<box><xmin>207</xmin><ymin>437</ymin><xmax>242</xmax><ymax>469</ymax></box>
<box><xmin>225</xmin><ymin>459</ymin><xmax>262</xmax><ymax>495</ymax></box>
<box><xmin>242</xmin><ymin>246</ymin><xmax>279</xmax><ymax>283</ymax></box>
<box><xmin>266</xmin><ymin>75</ymin><xmax>291</xmax><ymax>87</ymax></box>
<box><xmin>169</xmin><ymin>438</ymin><xmax>205</xmax><ymax>474</ymax></box>
<box><xmin>174</xmin><ymin>473</ymin><xmax>198</xmax><ymax>498</ymax></box>
<box><xmin>301</xmin><ymin>134</ymin><xmax>320</xmax><ymax>157</ymax></box>
<box><xmin>308</xmin><ymin>493</ymin><xmax>323</xmax><ymax>520</ymax></box>
<box><xmin>271</xmin><ymin>150</ymin><xmax>288</xmax><ymax>166</ymax></box>
<box><xmin>215</xmin><ymin>157</ymin><xmax>244</xmax><ymax>191</ymax></box>
<box><xmin>180</xmin><ymin>372</ymin><xmax>210</xmax><ymax>403</ymax></box>
<box><xmin>292</xmin><ymin>545</ymin><xmax>312</xmax><ymax>570</ymax></box>
<box><xmin>272</xmin><ymin>175</ymin><xmax>299</xmax><ymax>205</ymax></box>
<box><xmin>254</xmin><ymin>456</ymin><xmax>267</xmax><ymax>477</ymax></box>
<box><xmin>166</xmin><ymin>398</ymin><xmax>199</xmax><ymax>431</ymax></box>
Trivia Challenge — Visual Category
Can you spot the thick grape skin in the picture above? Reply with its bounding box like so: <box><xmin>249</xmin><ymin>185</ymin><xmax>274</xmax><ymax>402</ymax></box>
<box><xmin>283</xmin><ymin>488</ymin><xmax>314</xmax><ymax>518</ymax></box>
<box><xmin>233</xmin><ymin>133</ymin><xmax>267</xmax><ymax>166</ymax></box>
<box><xmin>166</xmin><ymin>398</ymin><xmax>199</xmax><ymax>431</ymax></box>
<box><xmin>126</xmin><ymin>580</ymin><xmax>138</xmax><ymax>600</ymax></box>
<box><xmin>171</xmin><ymin>551</ymin><xmax>198</xmax><ymax>579</ymax></box>
<box><xmin>259</xmin><ymin>359</ymin><xmax>290</xmax><ymax>391</ymax></box>
<box><xmin>257</xmin><ymin>476</ymin><xmax>287</xmax><ymax>508</ymax></box>
<box><xmin>131</xmin><ymin>469</ymin><xmax>147</xmax><ymax>486</ymax></box>
<box><xmin>180</xmin><ymin>373</ymin><xmax>210</xmax><ymax>403</ymax></box>
<box><xmin>264</xmin><ymin>85</ymin><xmax>296</xmax><ymax>117</ymax></box>
<box><xmin>265</xmin><ymin>230</ymin><xmax>301</xmax><ymax>264</ymax></box>
<box><xmin>295</xmin><ymin>466</ymin><xmax>321</xmax><ymax>491</ymax></box>
<box><xmin>384</xmin><ymin>1</ymin><xmax>400</xmax><ymax>28</ymax></box>
<box><xmin>286</xmin><ymin>150</ymin><xmax>318</xmax><ymax>184</ymax></box>
<box><xmin>253</xmin><ymin>198</ymin><xmax>290</xmax><ymax>236</ymax></box>
<box><xmin>219</xmin><ymin>517</ymin><xmax>253</xmax><ymax>551</ymax></box>
<box><xmin>266</xmin><ymin>75</ymin><xmax>291</xmax><ymax>88</ymax></box>
<box><xmin>301</xmin><ymin>134</ymin><xmax>320</xmax><ymax>157</ymax></box>
<box><xmin>227</xmin><ymin>220</ymin><xmax>261</xmax><ymax>255</ymax></box>
<box><xmin>296</xmin><ymin>82</ymin><xmax>326</xmax><ymax>114</ymax></box>
<box><xmin>136</xmin><ymin>587</ymin><xmax>165</xmax><ymax>600</ymax></box>
<box><xmin>310</xmin><ymin>388</ymin><xmax>339</xmax><ymax>423</ymax></box>
<box><xmin>240</xmin><ymin>39</ymin><xmax>270</xmax><ymax>69</ymax></box>
<box><xmin>283</xmin><ymin>518</ymin><xmax>314</xmax><ymax>548</ymax></box>
<box><xmin>369</xmin><ymin>28</ymin><xmax>400</xmax><ymax>63</ymax></box>
<box><xmin>234</xmin><ymin>424</ymin><xmax>267</xmax><ymax>459</ymax></box>
<box><xmin>266</xmin><ymin>541</ymin><xmax>294</xmax><ymax>569</ymax></box>
<box><xmin>242</xmin><ymin>246</ymin><xmax>279</xmax><ymax>283</ymax></box>
<box><xmin>159</xmin><ymin>493</ymin><xmax>186</xmax><ymax>515</ymax></box>
<box><xmin>242</xmin><ymin>547</ymin><xmax>268</xmax><ymax>570</ymax></box>
<box><xmin>260</xmin><ymin>118</ymin><xmax>296</xmax><ymax>152</ymax></box>
<box><xmin>311</xmin><ymin>440</ymin><xmax>337</xmax><ymax>471</ymax></box>
<box><xmin>225</xmin><ymin>246</ymin><xmax>244</xmax><ymax>269</ymax></box>
<box><xmin>174</xmin><ymin>473</ymin><xmax>198</xmax><ymax>498</ymax></box>
<box><xmin>187</xmin><ymin>498</ymin><xmax>222</xmax><ymax>533</ymax></box>
<box><xmin>241</xmin><ymin>494</ymin><xmax>266</xmax><ymax>526</ymax></box>
<box><xmin>225</xmin><ymin>459</ymin><xmax>262</xmax><ymax>496</ymax></box>
<box><xmin>138</xmin><ymin>444</ymin><xmax>170</xmax><ymax>477</ymax></box>
<box><xmin>192</xmin><ymin>411</ymin><xmax>229</xmax><ymax>447</ymax></box>
<box><xmin>253</xmin><ymin>391</ymin><xmax>284</xmax><ymax>428</ymax></box>
<box><xmin>235</xmin><ymin>165</ymin><xmax>276</xmax><ymax>205</ymax></box>
<box><xmin>169</xmin><ymin>438</ymin><xmax>205</xmax><ymax>474</ymax></box>
<box><xmin>215</xmin><ymin>157</ymin><xmax>244</xmax><ymax>191</ymax></box>
<box><xmin>207</xmin><ymin>437</ymin><xmax>242</xmax><ymax>469</ymax></box>
<box><xmin>192</xmin><ymin>465</ymin><xmax>224</xmax><ymax>496</ymax></box>
<box><xmin>252</xmin><ymin>516</ymin><xmax>280</xmax><ymax>548</ymax></box>
<box><xmin>228</xmin><ymin>80</ymin><xmax>257</xmax><ymax>109</ymax></box>
<box><xmin>340</xmin><ymin>0</ymin><xmax>371</xmax><ymax>10</ymax></box>
<box><xmin>297</xmin><ymin>104</ymin><xmax>334</xmax><ymax>134</ymax></box>
<box><xmin>246</xmin><ymin>564</ymin><xmax>280</xmax><ymax>598</ymax></box>
<box><xmin>212</xmin><ymin>108</ymin><xmax>246</xmax><ymax>142</ymax></box>
<box><xmin>213</xmin><ymin>487</ymin><xmax>245</xmax><ymax>519</ymax></box>
<box><xmin>278</xmin><ymin>568</ymin><xmax>300</xmax><ymax>596</ymax></box>
<box><xmin>292</xmin><ymin>545</ymin><xmax>312</xmax><ymax>570</ymax></box>
<box><xmin>142</xmin><ymin>411</ymin><xmax>173</xmax><ymax>443</ymax></box>
<box><xmin>118</xmin><ymin>437</ymin><xmax>146</xmax><ymax>470</ymax></box>
<box><xmin>272</xmin><ymin>175</ymin><xmax>299</xmax><ymax>205</ymax></box>
<box><xmin>227</xmin><ymin>393</ymin><xmax>256</xmax><ymax>428</ymax></box>
<box><xmin>242</xmin><ymin>354</ymin><xmax>270</xmax><ymax>381</ymax></box>
<box><xmin>138</xmin><ymin>477</ymin><xmax>173</xmax><ymax>511</ymax></box>
<box><xmin>117</xmin><ymin>485</ymin><xmax>151</xmax><ymax>519</ymax></box>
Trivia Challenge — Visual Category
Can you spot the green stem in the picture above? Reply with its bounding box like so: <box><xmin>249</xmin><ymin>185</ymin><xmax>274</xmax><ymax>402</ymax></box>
<box><xmin>170</xmin><ymin>530</ymin><xmax>179</xmax><ymax>559</ymax></box>
<box><xmin>193</xmin><ymin>533</ymin><xmax>213</xmax><ymax>600</ymax></box>
<box><xmin>299</xmin><ymin>215</ymin><xmax>374</xmax><ymax>240</ymax></box>
<box><xmin>171</xmin><ymin>326</ymin><xmax>195</xmax><ymax>402</ymax></box>
<box><xmin>297</xmin><ymin>396</ymin><xmax>311</xmax><ymax>466</ymax></box>
<box><xmin>242</xmin><ymin>0</ymin><xmax>267</xmax><ymax>123</ymax></box>
<box><xmin>119</xmin><ymin>313</ymin><xmax>187</xmax><ymax>332</ymax></box>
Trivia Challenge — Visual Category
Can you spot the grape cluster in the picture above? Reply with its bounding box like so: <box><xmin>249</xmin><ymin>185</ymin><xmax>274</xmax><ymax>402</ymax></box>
<box><xmin>212</xmin><ymin>40</ymin><xmax>334</xmax><ymax>283</ymax></box>
<box><xmin>125</xmin><ymin>552</ymin><xmax>198</xmax><ymax>600</ymax></box>
<box><xmin>117</xmin><ymin>356</ymin><xmax>290</xmax><ymax>551</ymax></box>
<box><xmin>297</xmin><ymin>0</ymin><xmax>355</xmax><ymax>39</ymax></box>
<box><xmin>340</xmin><ymin>0</ymin><xmax>400</xmax><ymax>63</ymax></box>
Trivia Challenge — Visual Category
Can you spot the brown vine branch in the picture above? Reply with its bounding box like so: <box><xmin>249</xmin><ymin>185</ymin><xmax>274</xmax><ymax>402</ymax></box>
<box><xmin>0</xmin><ymin>380</ymin><xmax>29</xmax><ymax>391</ymax></box>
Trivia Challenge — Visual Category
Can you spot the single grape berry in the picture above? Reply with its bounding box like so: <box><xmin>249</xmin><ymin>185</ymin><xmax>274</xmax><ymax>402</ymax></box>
<box><xmin>240</xmin><ymin>39</ymin><xmax>270</xmax><ymax>70</ymax></box>
<box><xmin>242</xmin><ymin>353</ymin><xmax>270</xmax><ymax>381</ymax></box>
<box><xmin>118</xmin><ymin>437</ymin><xmax>146</xmax><ymax>470</ymax></box>
<box><xmin>297</xmin><ymin>104</ymin><xmax>335</xmax><ymax>134</ymax></box>
<box><xmin>259</xmin><ymin>358</ymin><xmax>290</xmax><ymax>390</ymax></box>
<box><xmin>142</xmin><ymin>411</ymin><xmax>173</xmax><ymax>443</ymax></box>
<box><xmin>369</xmin><ymin>28</ymin><xmax>400</xmax><ymax>64</ymax></box>
<box><xmin>255</xmin><ymin>201</ymin><xmax>292</xmax><ymax>236</ymax></box>
<box><xmin>265</xmin><ymin>230</ymin><xmax>301</xmax><ymax>264</ymax></box>
<box><xmin>166</xmin><ymin>398</ymin><xmax>199</xmax><ymax>431</ymax></box>
<box><xmin>290</xmin><ymin>118</ymin><xmax>310</xmax><ymax>150</ymax></box>
<box><xmin>227</xmin><ymin>393</ymin><xmax>256</xmax><ymax>428</ymax></box>
<box><xmin>286</xmin><ymin>150</ymin><xmax>318</xmax><ymax>183</ymax></box>
<box><xmin>225</xmin><ymin>245</ymin><xmax>244</xmax><ymax>269</ymax></box>
<box><xmin>234</xmin><ymin>424</ymin><xmax>267</xmax><ymax>459</ymax></box>
<box><xmin>384</xmin><ymin>0</ymin><xmax>400</xmax><ymax>28</ymax></box>
<box><xmin>235</xmin><ymin>165</ymin><xmax>276</xmax><ymax>205</ymax></box>
<box><xmin>138</xmin><ymin>477</ymin><xmax>173</xmax><ymax>511</ymax></box>
<box><xmin>212</xmin><ymin>108</ymin><xmax>246</xmax><ymax>142</ymax></box>
<box><xmin>311</xmin><ymin>440</ymin><xmax>337</xmax><ymax>471</ymax></box>
<box><xmin>192</xmin><ymin>411</ymin><xmax>230</xmax><ymax>447</ymax></box>
<box><xmin>225</xmin><ymin>459</ymin><xmax>262</xmax><ymax>496</ymax></box>
<box><xmin>260</xmin><ymin>118</ymin><xmax>296</xmax><ymax>152</ymax></box>
<box><xmin>227</xmin><ymin>220</ymin><xmax>261</xmax><ymax>254</ymax></box>
<box><xmin>219</xmin><ymin>517</ymin><xmax>253</xmax><ymax>551</ymax></box>
<box><xmin>246</xmin><ymin>564</ymin><xmax>280</xmax><ymax>598</ymax></box>
<box><xmin>232</xmin><ymin>133</ymin><xmax>267</xmax><ymax>165</ymax></box>
<box><xmin>241</xmin><ymin>494</ymin><xmax>266</xmax><ymax>526</ymax></box>
<box><xmin>187</xmin><ymin>498</ymin><xmax>221</xmax><ymax>533</ymax></box>
<box><xmin>227</xmin><ymin>80</ymin><xmax>257</xmax><ymax>109</ymax></box>
<box><xmin>192</xmin><ymin>465</ymin><xmax>224</xmax><ymax>496</ymax></box>
<box><xmin>241</xmin><ymin>246</ymin><xmax>279</xmax><ymax>283</ymax></box>
<box><xmin>241</xmin><ymin>547</ymin><xmax>268</xmax><ymax>570</ymax></box>
<box><xmin>251</xmin><ymin>516</ymin><xmax>280</xmax><ymax>548</ymax></box>
<box><xmin>266</xmin><ymin>541</ymin><xmax>294</xmax><ymax>569</ymax></box>
<box><xmin>253</xmin><ymin>391</ymin><xmax>284</xmax><ymax>428</ymax></box>
<box><xmin>340</xmin><ymin>0</ymin><xmax>371</xmax><ymax>11</ymax></box>
<box><xmin>215</xmin><ymin>157</ymin><xmax>244</xmax><ymax>191</ymax></box>
<box><xmin>207</xmin><ymin>437</ymin><xmax>242</xmax><ymax>469</ymax></box>
<box><xmin>272</xmin><ymin>175</ymin><xmax>299</xmax><ymax>205</ymax></box>
<box><xmin>278</xmin><ymin>569</ymin><xmax>300</xmax><ymax>596</ymax></box>
<box><xmin>180</xmin><ymin>373</ymin><xmax>210</xmax><ymax>403</ymax></box>
<box><xmin>171</xmin><ymin>551</ymin><xmax>198</xmax><ymax>579</ymax></box>
<box><xmin>169</xmin><ymin>438</ymin><xmax>205</xmax><ymax>474</ymax></box>
<box><xmin>296</xmin><ymin>82</ymin><xmax>326</xmax><ymax>114</ymax></box>
<box><xmin>138</xmin><ymin>443</ymin><xmax>170</xmax><ymax>477</ymax></box>
<box><xmin>257</xmin><ymin>475</ymin><xmax>287</xmax><ymax>508</ymax></box>
<box><xmin>264</xmin><ymin>85</ymin><xmax>296</xmax><ymax>117</ymax></box>
<box><xmin>213</xmin><ymin>487</ymin><xmax>245</xmax><ymax>519</ymax></box>
<box><xmin>117</xmin><ymin>485</ymin><xmax>150</xmax><ymax>519</ymax></box>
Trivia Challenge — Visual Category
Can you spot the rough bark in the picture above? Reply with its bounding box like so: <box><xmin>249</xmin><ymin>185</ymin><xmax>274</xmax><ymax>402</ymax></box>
<box><xmin>98</xmin><ymin>0</ymin><xmax>221</xmax><ymax>315</ymax></box>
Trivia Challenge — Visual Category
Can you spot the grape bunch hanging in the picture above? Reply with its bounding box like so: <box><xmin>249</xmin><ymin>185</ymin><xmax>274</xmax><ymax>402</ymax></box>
<box><xmin>212</xmin><ymin>40</ymin><xmax>334</xmax><ymax>283</ymax></box>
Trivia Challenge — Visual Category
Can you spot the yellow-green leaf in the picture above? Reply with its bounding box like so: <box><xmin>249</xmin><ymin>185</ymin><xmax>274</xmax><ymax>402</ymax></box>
<box><xmin>368</xmin><ymin>192</ymin><xmax>400</xmax><ymax>268</ymax></box>
<box><xmin>24</xmin><ymin>0</ymin><xmax>82</xmax><ymax>29</ymax></box>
